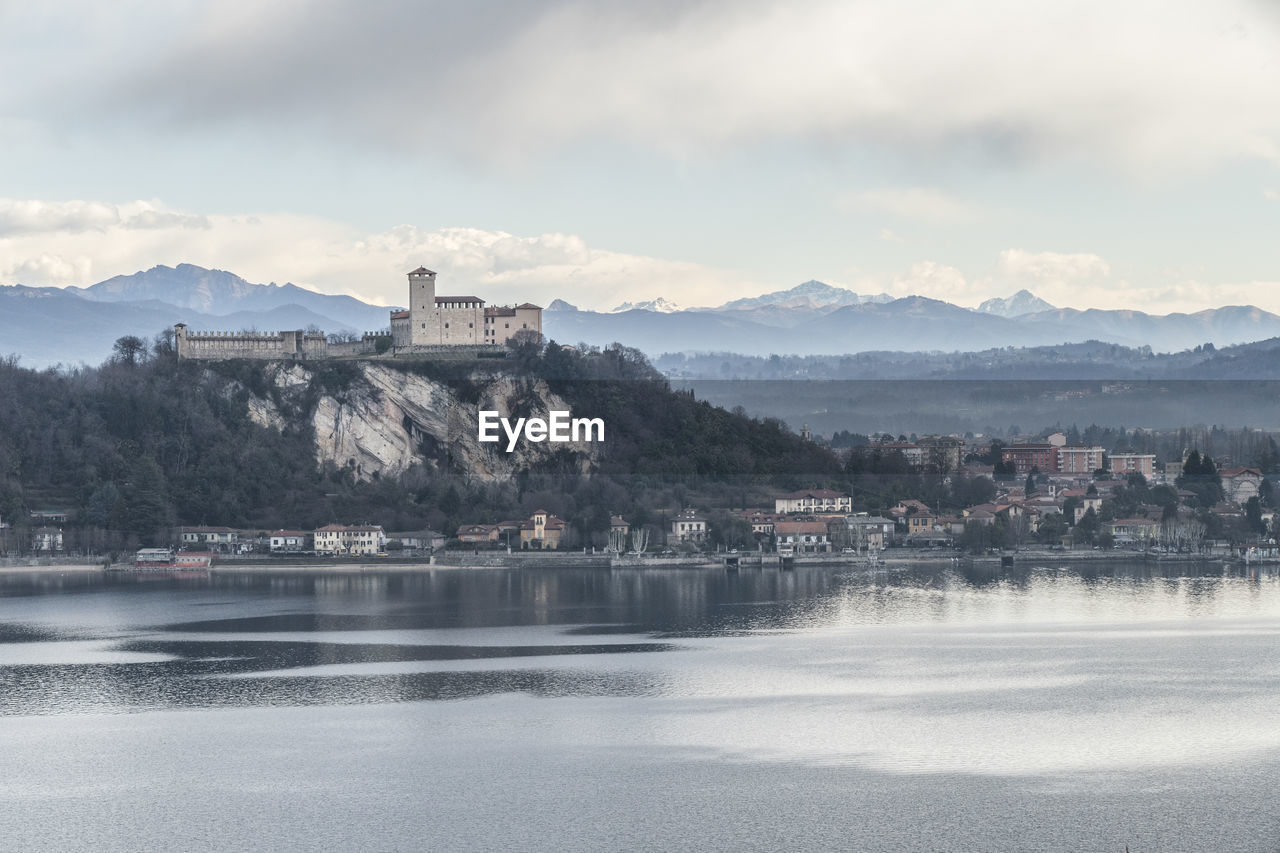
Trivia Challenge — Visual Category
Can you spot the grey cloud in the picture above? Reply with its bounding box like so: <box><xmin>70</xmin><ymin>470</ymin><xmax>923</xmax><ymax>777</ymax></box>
<box><xmin>15</xmin><ymin>0</ymin><xmax>1280</xmax><ymax>171</ymax></box>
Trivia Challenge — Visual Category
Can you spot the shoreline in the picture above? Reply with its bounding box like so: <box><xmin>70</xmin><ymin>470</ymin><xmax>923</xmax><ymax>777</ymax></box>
<box><xmin>0</xmin><ymin>548</ymin><xmax>1260</xmax><ymax>574</ymax></box>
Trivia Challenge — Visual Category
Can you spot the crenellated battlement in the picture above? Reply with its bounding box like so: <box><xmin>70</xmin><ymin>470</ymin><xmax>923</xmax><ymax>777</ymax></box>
<box><xmin>174</xmin><ymin>265</ymin><xmax>542</xmax><ymax>361</ymax></box>
<box><xmin>174</xmin><ymin>325</ymin><xmax>387</xmax><ymax>361</ymax></box>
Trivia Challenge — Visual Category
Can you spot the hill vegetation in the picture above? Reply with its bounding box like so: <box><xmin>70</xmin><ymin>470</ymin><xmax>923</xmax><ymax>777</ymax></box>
<box><xmin>0</xmin><ymin>336</ymin><xmax>845</xmax><ymax>555</ymax></box>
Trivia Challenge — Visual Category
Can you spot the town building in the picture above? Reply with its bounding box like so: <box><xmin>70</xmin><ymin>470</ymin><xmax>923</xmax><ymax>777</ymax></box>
<box><xmin>1105</xmin><ymin>518</ymin><xmax>1159</xmax><ymax>544</ymax></box>
<box><xmin>29</xmin><ymin>509</ymin><xmax>70</xmax><ymax>525</ymax></box>
<box><xmin>31</xmin><ymin>526</ymin><xmax>63</xmax><ymax>552</ymax></box>
<box><xmin>1219</xmin><ymin>467</ymin><xmax>1264</xmax><ymax>504</ymax></box>
<box><xmin>1109</xmin><ymin>453</ymin><xmax>1156</xmax><ymax>480</ymax></box>
<box><xmin>845</xmin><ymin>515</ymin><xmax>893</xmax><ymax>551</ymax></box>
<box><xmin>669</xmin><ymin>509</ymin><xmax>708</xmax><ymax>544</ymax></box>
<box><xmin>268</xmin><ymin>530</ymin><xmax>309</xmax><ymax>552</ymax></box>
<box><xmin>775</xmin><ymin>490</ymin><xmax>853</xmax><ymax>514</ymax></box>
<box><xmin>520</xmin><ymin>510</ymin><xmax>567</xmax><ymax>549</ymax></box>
<box><xmin>917</xmin><ymin>435</ymin><xmax>966</xmax><ymax>472</ymax></box>
<box><xmin>179</xmin><ymin>526</ymin><xmax>240</xmax><ymax>553</ymax></box>
<box><xmin>1057</xmin><ymin>446</ymin><xmax>1105</xmax><ymax>475</ymax></box>
<box><xmin>1001</xmin><ymin>443</ymin><xmax>1058</xmax><ymax>474</ymax></box>
<box><xmin>457</xmin><ymin>524</ymin><xmax>500</xmax><ymax>544</ymax></box>
<box><xmin>774</xmin><ymin>520</ymin><xmax>833</xmax><ymax>555</ymax></box>
<box><xmin>891</xmin><ymin>500</ymin><xmax>938</xmax><ymax>537</ymax></box>
<box><xmin>741</xmin><ymin>511</ymin><xmax>787</xmax><ymax>538</ymax></box>
<box><xmin>314</xmin><ymin>524</ymin><xmax>386</xmax><ymax>556</ymax></box>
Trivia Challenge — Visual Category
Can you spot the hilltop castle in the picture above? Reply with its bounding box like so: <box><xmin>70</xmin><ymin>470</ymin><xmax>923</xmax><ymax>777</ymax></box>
<box><xmin>175</xmin><ymin>267</ymin><xmax>542</xmax><ymax>360</ymax></box>
<box><xmin>390</xmin><ymin>267</ymin><xmax>542</xmax><ymax>348</ymax></box>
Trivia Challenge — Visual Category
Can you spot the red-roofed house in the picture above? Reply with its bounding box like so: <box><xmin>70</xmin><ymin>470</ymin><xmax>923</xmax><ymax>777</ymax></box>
<box><xmin>520</xmin><ymin>511</ymin><xmax>567</xmax><ymax>550</ymax></box>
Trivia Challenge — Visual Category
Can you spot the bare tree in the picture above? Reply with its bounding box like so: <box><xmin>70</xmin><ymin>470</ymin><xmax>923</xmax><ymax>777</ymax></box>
<box><xmin>111</xmin><ymin>335</ymin><xmax>148</xmax><ymax>366</ymax></box>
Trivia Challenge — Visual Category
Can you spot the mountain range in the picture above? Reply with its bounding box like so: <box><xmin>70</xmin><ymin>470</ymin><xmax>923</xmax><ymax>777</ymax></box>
<box><xmin>544</xmin><ymin>287</ymin><xmax>1280</xmax><ymax>357</ymax></box>
<box><xmin>0</xmin><ymin>264</ymin><xmax>395</xmax><ymax>365</ymax></box>
<box><xmin>4</xmin><ymin>263</ymin><xmax>1280</xmax><ymax>365</ymax></box>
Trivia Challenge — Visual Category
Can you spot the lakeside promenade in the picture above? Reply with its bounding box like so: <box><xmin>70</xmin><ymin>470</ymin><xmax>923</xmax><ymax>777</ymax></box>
<box><xmin>1</xmin><ymin>548</ymin><xmax>1263</xmax><ymax>574</ymax></box>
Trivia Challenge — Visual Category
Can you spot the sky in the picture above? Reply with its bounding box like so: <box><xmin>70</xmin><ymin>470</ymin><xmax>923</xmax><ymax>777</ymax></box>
<box><xmin>1</xmin><ymin>0</ymin><xmax>1279</xmax><ymax>313</ymax></box>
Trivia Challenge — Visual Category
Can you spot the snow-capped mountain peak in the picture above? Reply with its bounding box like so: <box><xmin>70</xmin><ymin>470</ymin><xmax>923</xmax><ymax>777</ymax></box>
<box><xmin>715</xmin><ymin>280</ymin><xmax>891</xmax><ymax>311</ymax></box>
<box><xmin>977</xmin><ymin>289</ymin><xmax>1056</xmax><ymax>317</ymax></box>
<box><xmin>611</xmin><ymin>297</ymin><xmax>681</xmax><ymax>313</ymax></box>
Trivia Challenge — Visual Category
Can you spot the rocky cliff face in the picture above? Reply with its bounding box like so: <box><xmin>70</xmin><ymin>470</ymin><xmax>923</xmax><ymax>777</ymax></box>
<box><xmin>244</xmin><ymin>362</ymin><xmax>597</xmax><ymax>482</ymax></box>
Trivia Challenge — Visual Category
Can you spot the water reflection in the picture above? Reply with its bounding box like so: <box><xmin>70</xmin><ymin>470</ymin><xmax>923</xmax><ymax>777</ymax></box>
<box><xmin>0</xmin><ymin>562</ymin><xmax>1277</xmax><ymax>717</ymax></box>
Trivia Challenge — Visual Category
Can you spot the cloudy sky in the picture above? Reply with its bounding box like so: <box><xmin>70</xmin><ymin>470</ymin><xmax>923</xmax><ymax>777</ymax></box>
<box><xmin>2</xmin><ymin>0</ymin><xmax>1279</xmax><ymax>312</ymax></box>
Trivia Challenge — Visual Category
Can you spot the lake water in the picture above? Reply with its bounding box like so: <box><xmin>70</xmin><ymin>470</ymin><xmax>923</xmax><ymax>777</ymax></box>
<box><xmin>2</xmin><ymin>562</ymin><xmax>1279</xmax><ymax>852</ymax></box>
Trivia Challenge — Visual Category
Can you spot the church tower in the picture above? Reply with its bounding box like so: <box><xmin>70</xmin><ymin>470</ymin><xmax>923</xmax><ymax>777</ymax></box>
<box><xmin>408</xmin><ymin>267</ymin><xmax>436</xmax><ymax>346</ymax></box>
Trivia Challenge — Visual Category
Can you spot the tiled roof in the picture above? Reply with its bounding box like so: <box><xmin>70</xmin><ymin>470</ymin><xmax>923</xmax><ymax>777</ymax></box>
<box><xmin>408</xmin><ymin>266</ymin><xmax>436</xmax><ymax>275</ymax></box>
<box><xmin>436</xmin><ymin>295</ymin><xmax>484</xmax><ymax>304</ymax></box>
<box><xmin>775</xmin><ymin>521</ymin><xmax>831</xmax><ymax>535</ymax></box>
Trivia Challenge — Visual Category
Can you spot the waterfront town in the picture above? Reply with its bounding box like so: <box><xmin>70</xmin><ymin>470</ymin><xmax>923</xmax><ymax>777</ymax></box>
<box><xmin>4</xmin><ymin>429</ymin><xmax>1276</xmax><ymax>564</ymax></box>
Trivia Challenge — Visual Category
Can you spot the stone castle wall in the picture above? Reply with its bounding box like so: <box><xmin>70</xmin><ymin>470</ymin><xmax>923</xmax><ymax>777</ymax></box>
<box><xmin>175</xmin><ymin>266</ymin><xmax>540</xmax><ymax>362</ymax></box>
<box><xmin>175</xmin><ymin>326</ymin><xmax>386</xmax><ymax>361</ymax></box>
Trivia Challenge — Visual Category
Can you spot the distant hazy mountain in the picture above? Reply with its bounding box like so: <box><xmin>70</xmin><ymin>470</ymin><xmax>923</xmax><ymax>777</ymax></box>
<box><xmin>546</xmin><ymin>289</ymin><xmax>1280</xmax><ymax>356</ymax></box>
<box><xmin>611</xmin><ymin>297</ymin><xmax>681</xmax><ymax>313</ymax></box>
<box><xmin>977</xmin><ymin>289</ymin><xmax>1056</xmax><ymax>317</ymax></box>
<box><xmin>7</xmin><ymin>265</ymin><xmax>1280</xmax><ymax>367</ymax></box>
<box><xmin>0</xmin><ymin>283</ymin><xmax>355</xmax><ymax>366</ymax></box>
<box><xmin>67</xmin><ymin>263</ymin><xmax>395</xmax><ymax>331</ymax></box>
<box><xmin>714</xmin><ymin>279</ymin><xmax>891</xmax><ymax>311</ymax></box>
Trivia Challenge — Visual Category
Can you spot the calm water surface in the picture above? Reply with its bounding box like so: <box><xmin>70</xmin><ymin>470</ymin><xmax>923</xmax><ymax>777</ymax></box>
<box><xmin>1</xmin><ymin>562</ymin><xmax>1279</xmax><ymax>852</ymax></box>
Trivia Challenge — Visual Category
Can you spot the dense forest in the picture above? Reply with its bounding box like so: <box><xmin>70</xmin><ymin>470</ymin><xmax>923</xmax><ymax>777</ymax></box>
<box><xmin>0</xmin><ymin>335</ymin><xmax>847</xmax><ymax>555</ymax></box>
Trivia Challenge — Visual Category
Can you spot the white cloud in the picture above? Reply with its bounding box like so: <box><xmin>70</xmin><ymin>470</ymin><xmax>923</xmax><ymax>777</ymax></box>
<box><xmin>20</xmin><ymin>0</ymin><xmax>1280</xmax><ymax>173</ymax></box>
<box><xmin>1265</xmin><ymin>188</ymin><xmax>1280</xmax><ymax>201</ymax></box>
<box><xmin>887</xmin><ymin>261</ymin><xmax>970</xmax><ymax>299</ymax></box>
<box><xmin>997</xmin><ymin>250</ymin><xmax>1111</xmax><ymax>284</ymax></box>
<box><xmin>840</xmin><ymin>188</ymin><xmax>981</xmax><ymax>223</ymax></box>
<box><xmin>9</xmin><ymin>253</ymin><xmax>92</xmax><ymax>285</ymax></box>
<box><xmin>0</xmin><ymin>198</ymin><xmax>759</xmax><ymax>310</ymax></box>
<box><xmin>0</xmin><ymin>199</ymin><xmax>208</xmax><ymax>236</ymax></box>
<box><xmin>3</xmin><ymin>198</ymin><xmax>1278</xmax><ymax>316</ymax></box>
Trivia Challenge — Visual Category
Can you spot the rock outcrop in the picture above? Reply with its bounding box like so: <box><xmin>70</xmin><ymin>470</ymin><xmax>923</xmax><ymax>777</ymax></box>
<box><xmin>245</xmin><ymin>362</ymin><xmax>597</xmax><ymax>482</ymax></box>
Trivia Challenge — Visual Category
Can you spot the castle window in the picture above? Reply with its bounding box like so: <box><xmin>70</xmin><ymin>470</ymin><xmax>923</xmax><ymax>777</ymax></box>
<box><xmin>468</xmin><ymin>323</ymin><xmax>473</xmax><ymax>328</ymax></box>
<box><xmin>505</xmin><ymin>323</ymin><xmax>509</xmax><ymax>329</ymax></box>
<box><xmin>445</xmin><ymin>323</ymin><xmax>449</xmax><ymax>328</ymax></box>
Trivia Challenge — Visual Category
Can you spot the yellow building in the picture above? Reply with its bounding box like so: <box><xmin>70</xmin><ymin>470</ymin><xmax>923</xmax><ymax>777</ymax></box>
<box><xmin>520</xmin><ymin>510</ymin><xmax>567</xmax><ymax>550</ymax></box>
<box><xmin>314</xmin><ymin>524</ymin><xmax>386</xmax><ymax>555</ymax></box>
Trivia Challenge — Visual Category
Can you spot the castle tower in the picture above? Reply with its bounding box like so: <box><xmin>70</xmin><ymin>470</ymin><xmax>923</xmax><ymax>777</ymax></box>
<box><xmin>408</xmin><ymin>267</ymin><xmax>436</xmax><ymax>346</ymax></box>
<box><xmin>174</xmin><ymin>323</ymin><xmax>188</xmax><ymax>359</ymax></box>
